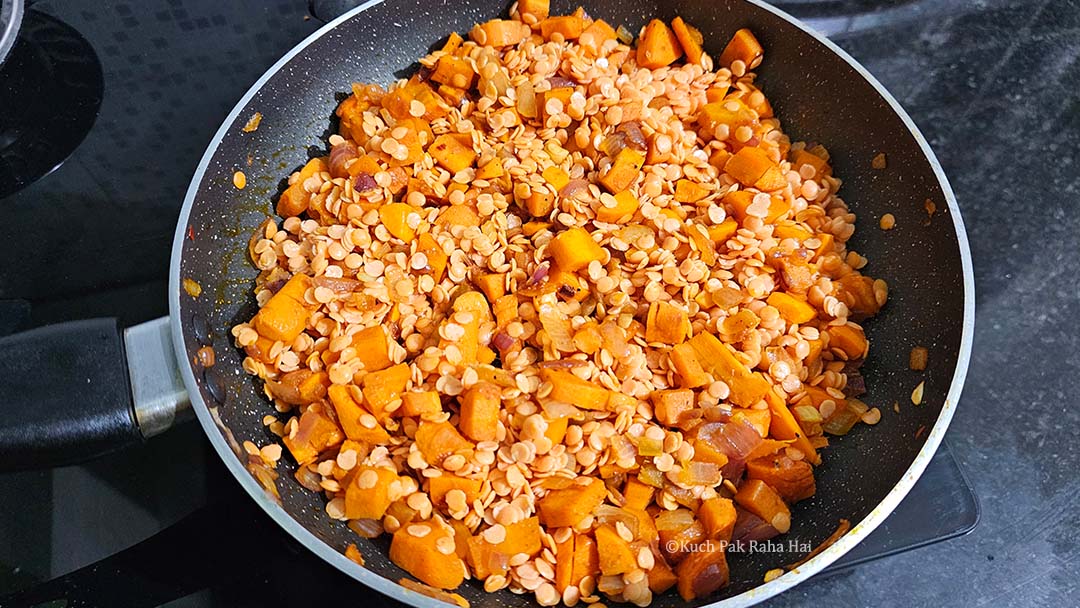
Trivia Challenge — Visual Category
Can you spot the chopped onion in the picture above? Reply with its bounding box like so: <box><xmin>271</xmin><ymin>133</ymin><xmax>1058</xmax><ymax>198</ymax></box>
<box><xmin>329</xmin><ymin>140</ymin><xmax>358</xmax><ymax>178</ymax></box>
<box><xmin>491</xmin><ymin>331</ymin><xmax>514</xmax><ymax>351</ymax></box>
<box><xmin>548</xmin><ymin>75</ymin><xmax>575</xmax><ymax>89</ymax></box>
<box><xmin>538</xmin><ymin>297</ymin><xmax>575</xmax><ymax>352</ymax></box>
<box><xmin>610</xmin><ymin>434</ymin><xmax>638</xmax><ymax>466</ymax></box>
<box><xmin>678</xmin><ymin>461</ymin><xmax>722</xmax><ymax>486</ymax></box>
<box><xmin>526</xmin><ymin>262</ymin><xmax>550</xmax><ymax>287</ymax></box>
<box><xmin>540</xmin><ymin>400</ymin><xmax>581</xmax><ymax>420</ymax></box>
<box><xmin>696</xmin><ymin>420</ymin><xmax>762</xmax><ymax>480</ymax></box>
<box><xmin>312</xmin><ymin>275</ymin><xmax>362</xmax><ymax>293</ymax></box>
<box><xmin>537</xmin><ymin>358</ymin><xmax>587</xmax><ymax>370</ymax></box>
<box><xmin>348</xmin><ymin>518</ymin><xmax>384</xmax><ymax>538</ymax></box>
<box><xmin>655</xmin><ymin>508</ymin><xmax>695</xmax><ymax>532</ymax></box>
<box><xmin>595</xmin><ymin>505</ymin><xmax>639</xmax><ymax>537</ymax></box>
<box><xmin>632</xmin><ymin>435</ymin><xmax>664</xmax><ymax>457</ymax></box>
<box><xmin>295</xmin><ymin>465</ymin><xmax>323</xmax><ymax>492</ymax></box>
<box><xmin>599</xmin><ymin>319</ymin><xmax>630</xmax><ymax>358</ymax></box>
<box><xmin>637</xmin><ymin>463</ymin><xmax>664</xmax><ymax>488</ymax></box>
<box><xmin>353</xmin><ymin>172</ymin><xmax>378</xmax><ymax>193</ymax></box>
<box><xmin>558</xmin><ymin>179</ymin><xmax>590</xmax><ymax>199</ymax></box>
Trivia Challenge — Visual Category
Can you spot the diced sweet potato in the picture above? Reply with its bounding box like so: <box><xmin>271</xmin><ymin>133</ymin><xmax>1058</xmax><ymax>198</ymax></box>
<box><xmin>540</xmin><ymin>368</ymin><xmax>611</xmax><ymax>410</ymax></box>
<box><xmin>475</xmin><ymin>158</ymin><xmax>504</xmax><ymax>180</ymax></box>
<box><xmin>708</xmin><ymin>217</ymin><xmax>739</xmax><ymax>244</ymax></box>
<box><xmin>674</xmin><ymin>179</ymin><xmax>710</xmax><ymax>203</ymax></box>
<box><xmin>596</xmin><ymin>525</ymin><xmax>637</xmax><ymax>575</ymax></box>
<box><xmin>434</xmin><ymin>204</ymin><xmax>481</xmax><ymax>228</ymax></box>
<box><xmin>828</xmin><ymin>324</ymin><xmax>868</xmax><ymax>359</ymax></box>
<box><xmin>474</xmin><ymin>273</ymin><xmax>505</xmax><ymax>301</ymax></box>
<box><xmin>470</xmin><ymin>19</ymin><xmax>530</xmax><ymax>48</ymax></box>
<box><xmin>570</xmin><ymin>533</ymin><xmax>599</xmax><ymax>587</ymax></box>
<box><xmin>277</xmin><ymin>158</ymin><xmax>327</xmax><ymax>217</ymax></box>
<box><xmin>836</xmin><ymin>274</ymin><xmax>882</xmax><ymax>318</ymax></box>
<box><xmin>459</xmin><ymin>381</ymin><xmax>501</xmax><ymax>442</ymax></box>
<box><xmin>415</xmin><ymin>421</ymin><xmax>475</xmax><ymax>465</ymax></box>
<box><xmin>676</xmin><ymin>545</ymin><xmax>730</xmax><ymax>600</ymax></box>
<box><xmin>649</xmin><ymin>556</ymin><xmax>679</xmax><ymax>593</ymax></box>
<box><xmin>390</xmin><ymin>521</ymin><xmax>465</xmax><ymax>589</ymax></box>
<box><xmin>495</xmin><ymin>516</ymin><xmax>543</xmax><ymax>557</ymax></box>
<box><xmin>670</xmin><ymin>342</ymin><xmax>710</xmax><ymax>388</ymax></box>
<box><xmin>724</xmin><ymin>146</ymin><xmax>777</xmax><ymax>188</ymax></box>
<box><xmin>698</xmin><ymin>99</ymin><xmax>757</xmax><ymax>136</ymax></box>
<box><xmin>345</xmin><ymin>465</ymin><xmax>398</xmax><ymax>519</ymax></box>
<box><xmin>595</xmin><ymin>190</ymin><xmax>638</xmax><ymax>223</ymax></box>
<box><xmin>268</xmin><ymin>369</ymin><xmax>329</xmax><ymax>405</ymax></box>
<box><xmin>646</xmin><ymin>301</ymin><xmax>689</xmax><ymax>344</ymax></box>
<box><xmin>671</xmin><ymin>17</ymin><xmax>704</xmax><ymax>65</ymax></box>
<box><xmin>623</xmin><ymin>476</ymin><xmax>655</xmax><ymax>511</ymax></box>
<box><xmin>380</xmin><ymin>202</ymin><xmax>418</xmax><ymax>242</ymax></box>
<box><xmin>538</xmin><ymin>478</ymin><xmax>607</xmax><ymax>528</ymax></box>
<box><xmin>430</xmin><ymin>55</ymin><xmax>475</xmax><ymax>90</ymax></box>
<box><xmin>429</xmin><ymin>133</ymin><xmax>476</xmax><ymax>173</ymax></box>
<box><xmin>657</xmin><ymin>513</ymin><xmax>705</xmax><ymax>565</ymax></box>
<box><xmin>734</xmin><ymin>478</ymin><xmax>790</xmax><ymax>534</ymax></box>
<box><xmin>636</xmin><ymin>19</ymin><xmax>682</xmax><ymax>69</ymax></box>
<box><xmin>441</xmin><ymin>31</ymin><xmax>464</xmax><ymax>54</ymax></box>
<box><xmin>465</xmin><ymin>536</ymin><xmax>509</xmax><ymax>580</ymax></box>
<box><xmin>549</xmin><ymin>226</ymin><xmax>605</xmax><ymax>271</ymax></box>
<box><xmin>538</xmin><ymin>86</ymin><xmax>574</xmax><ymax>123</ymax></box>
<box><xmin>252</xmin><ymin>273</ymin><xmax>313</xmax><ymax>343</ymax></box>
<box><xmin>765</xmin><ymin>389</ymin><xmax>820</xmax><ymax>465</ymax></box>
<box><xmin>361</xmin><ymin>363</ymin><xmax>411</xmax><ymax>422</ymax></box>
<box><xmin>555</xmin><ymin>531</ymin><xmax>574</xmax><ymax>593</ymax></box>
<box><xmin>599</xmin><ymin>147</ymin><xmax>645</xmax><ymax>193</ymax></box>
<box><xmin>544</xmin><ymin>415</ymin><xmax>569</xmax><ymax>445</ymax></box>
<box><xmin>731</xmin><ymin>407</ymin><xmax>771</xmax><ymax>438</ymax></box>
<box><xmin>697</xmin><ymin>497</ymin><xmax>737</xmax><ymax>542</ymax></box>
<box><xmin>428</xmin><ymin>474</ymin><xmax>483</xmax><ymax>505</ymax></box>
<box><xmin>652</xmin><ymin>388</ymin><xmax>694</xmax><ymax>427</ymax></box>
<box><xmin>766</xmin><ymin>292</ymin><xmax>816</xmax><ymax>324</ymax></box>
<box><xmin>328</xmin><ymin>385</ymin><xmax>391</xmax><ymax>444</ymax></box>
<box><xmin>417</xmin><ymin>233</ymin><xmax>448</xmax><ymax>282</ymax></box>
<box><xmin>282</xmin><ymin>405</ymin><xmax>344</xmax><ymax>464</ymax></box>
<box><xmin>350</xmin><ymin>325</ymin><xmax>394</xmax><ymax>372</ymax></box>
<box><xmin>774</xmin><ymin>223</ymin><xmax>813</xmax><ymax>242</ymax></box>
<box><xmin>518</xmin><ymin>0</ymin><xmax>550</xmax><ymax>23</ymax></box>
<box><xmin>688</xmin><ymin>333</ymin><xmax>771</xmax><ymax>407</ymax></box>
<box><xmin>718</xmin><ymin>28</ymin><xmax>763</xmax><ymax>69</ymax></box>
<box><xmin>539</xmin><ymin>15</ymin><xmax>583</xmax><ymax>40</ymax></box>
<box><xmin>746</xmin><ymin>455</ymin><xmax>816</xmax><ymax>503</ymax></box>
<box><xmin>790</xmin><ymin>148</ymin><xmax>831</xmax><ymax>178</ymax></box>
<box><xmin>579</xmin><ymin>18</ymin><xmax>617</xmax><ymax>55</ymax></box>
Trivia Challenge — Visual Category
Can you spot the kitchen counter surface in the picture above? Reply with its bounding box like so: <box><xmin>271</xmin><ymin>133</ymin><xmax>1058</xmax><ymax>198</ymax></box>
<box><xmin>775</xmin><ymin>0</ymin><xmax>1080</xmax><ymax>605</ymax></box>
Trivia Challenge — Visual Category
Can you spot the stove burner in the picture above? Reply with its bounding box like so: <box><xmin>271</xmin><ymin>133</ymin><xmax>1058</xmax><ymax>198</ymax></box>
<box><xmin>0</xmin><ymin>8</ymin><xmax>103</xmax><ymax>198</ymax></box>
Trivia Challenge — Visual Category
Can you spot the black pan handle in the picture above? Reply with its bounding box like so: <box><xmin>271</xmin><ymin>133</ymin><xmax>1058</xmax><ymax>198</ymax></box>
<box><xmin>0</xmin><ymin>317</ymin><xmax>189</xmax><ymax>471</ymax></box>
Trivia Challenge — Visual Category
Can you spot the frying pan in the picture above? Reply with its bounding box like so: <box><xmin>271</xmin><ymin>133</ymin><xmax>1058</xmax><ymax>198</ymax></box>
<box><xmin>0</xmin><ymin>0</ymin><xmax>974</xmax><ymax>605</ymax></box>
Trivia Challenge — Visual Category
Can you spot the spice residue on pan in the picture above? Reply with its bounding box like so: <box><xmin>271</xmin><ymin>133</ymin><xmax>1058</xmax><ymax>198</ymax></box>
<box><xmin>242</xmin><ymin>111</ymin><xmax>264</xmax><ymax>133</ymax></box>
<box><xmin>228</xmin><ymin>4</ymin><xmax>893</xmax><ymax>604</ymax></box>
<box><xmin>182</xmin><ymin>277</ymin><xmax>202</xmax><ymax>298</ymax></box>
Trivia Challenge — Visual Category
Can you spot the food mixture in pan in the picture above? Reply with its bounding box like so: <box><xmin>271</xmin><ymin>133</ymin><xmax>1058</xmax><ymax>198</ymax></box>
<box><xmin>233</xmin><ymin>2</ymin><xmax>887</xmax><ymax>605</ymax></box>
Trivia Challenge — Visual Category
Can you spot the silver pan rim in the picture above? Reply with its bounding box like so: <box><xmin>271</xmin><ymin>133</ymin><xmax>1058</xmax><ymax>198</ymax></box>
<box><xmin>168</xmin><ymin>1</ymin><xmax>975</xmax><ymax>606</ymax></box>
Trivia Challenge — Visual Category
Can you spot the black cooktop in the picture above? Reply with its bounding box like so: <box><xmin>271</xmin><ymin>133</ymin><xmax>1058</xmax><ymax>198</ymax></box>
<box><xmin>0</xmin><ymin>0</ymin><xmax>998</xmax><ymax>606</ymax></box>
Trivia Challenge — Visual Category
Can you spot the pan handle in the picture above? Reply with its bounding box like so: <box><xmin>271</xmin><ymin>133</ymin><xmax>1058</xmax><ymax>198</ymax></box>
<box><xmin>0</xmin><ymin>316</ymin><xmax>189</xmax><ymax>470</ymax></box>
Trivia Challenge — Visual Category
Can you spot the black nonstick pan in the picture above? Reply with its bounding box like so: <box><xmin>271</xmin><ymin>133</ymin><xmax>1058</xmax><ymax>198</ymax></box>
<box><xmin>0</xmin><ymin>0</ymin><xmax>974</xmax><ymax>606</ymax></box>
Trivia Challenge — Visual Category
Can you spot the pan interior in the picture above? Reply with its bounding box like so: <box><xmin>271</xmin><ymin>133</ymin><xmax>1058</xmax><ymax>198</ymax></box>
<box><xmin>174</xmin><ymin>0</ymin><xmax>966</xmax><ymax>605</ymax></box>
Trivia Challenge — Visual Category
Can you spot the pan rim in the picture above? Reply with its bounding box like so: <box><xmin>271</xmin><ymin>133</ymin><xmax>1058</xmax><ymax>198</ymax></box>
<box><xmin>168</xmin><ymin>1</ymin><xmax>975</xmax><ymax>606</ymax></box>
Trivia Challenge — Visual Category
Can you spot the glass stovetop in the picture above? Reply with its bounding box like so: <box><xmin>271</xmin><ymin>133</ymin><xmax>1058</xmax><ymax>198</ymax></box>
<box><xmin>0</xmin><ymin>1</ymin><xmax>979</xmax><ymax>606</ymax></box>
